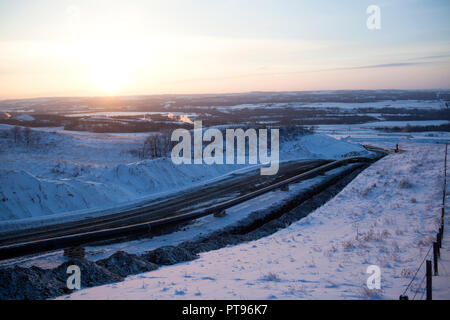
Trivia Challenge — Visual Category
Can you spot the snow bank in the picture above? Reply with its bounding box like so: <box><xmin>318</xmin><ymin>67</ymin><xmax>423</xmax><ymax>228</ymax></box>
<box><xmin>296</xmin><ymin>134</ymin><xmax>367</xmax><ymax>159</ymax></box>
<box><xmin>0</xmin><ymin>160</ymin><xmax>240</xmax><ymax>222</ymax></box>
<box><xmin>15</xmin><ymin>115</ymin><xmax>35</xmax><ymax>121</ymax></box>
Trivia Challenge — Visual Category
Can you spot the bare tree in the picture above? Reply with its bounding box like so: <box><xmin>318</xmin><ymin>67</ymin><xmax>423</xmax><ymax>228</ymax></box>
<box><xmin>143</xmin><ymin>135</ymin><xmax>159</xmax><ymax>158</ymax></box>
<box><xmin>142</xmin><ymin>132</ymin><xmax>173</xmax><ymax>159</ymax></box>
<box><xmin>11</xmin><ymin>126</ymin><xmax>21</xmax><ymax>144</ymax></box>
<box><xmin>34</xmin><ymin>133</ymin><xmax>41</xmax><ymax>146</ymax></box>
<box><xmin>23</xmin><ymin>127</ymin><xmax>32</xmax><ymax>147</ymax></box>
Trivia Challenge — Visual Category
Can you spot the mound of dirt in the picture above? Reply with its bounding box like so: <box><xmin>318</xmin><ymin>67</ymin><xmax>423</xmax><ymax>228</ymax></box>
<box><xmin>52</xmin><ymin>258</ymin><xmax>123</xmax><ymax>288</ymax></box>
<box><xmin>97</xmin><ymin>251</ymin><xmax>158</xmax><ymax>277</ymax></box>
<box><xmin>142</xmin><ymin>246</ymin><xmax>198</xmax><ymax>265</ymax></box>
<box><xmin>0</xmin><ymin>266</ymin><xmax>66</xmax><ymax>300</ymax></box>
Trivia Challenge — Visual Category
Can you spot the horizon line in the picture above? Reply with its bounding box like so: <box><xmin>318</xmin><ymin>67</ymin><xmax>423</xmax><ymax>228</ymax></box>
<box><xmin>2</xmin><ymin>88</ymin><xmax>450</xmax><ymax>103</ymax></box>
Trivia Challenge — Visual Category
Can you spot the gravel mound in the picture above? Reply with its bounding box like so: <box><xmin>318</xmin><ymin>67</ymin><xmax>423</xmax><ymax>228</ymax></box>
<box><xmin>142</xmin><ymin>246</ymin><xmax>198</xmax><ymax>265</ymax></box>
<box><xmin>0</xmin><ymin>258</ymin><xmax>124</xmax><ymax>300</ymax></box>
<box><xmin>52</xmin><ymin>258</ymin><xmax>123</xmax><ymax>288</ymax></box>
<box><xmin>97</xmin><ymin>251</ymin><xmax>158</xmax><ymax>277</ymax></box>
<box><xmin>0</xmin><ymin>266</ymin><xmax>66</xmax><ymax>300</ymax></box>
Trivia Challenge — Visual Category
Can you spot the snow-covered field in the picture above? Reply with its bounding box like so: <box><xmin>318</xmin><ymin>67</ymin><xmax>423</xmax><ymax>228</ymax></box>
<box><xmin>60</xmin><ymin>143</ymin><xmax>447</xmax><ymax>300</ymax></box>
<box><xmin>183</xmin><ymin>100</ymin><xmax>446</xmax><ymax>112</ymax></box>
<box><xmin>0</xmin><ymin>125</ymin><xmax>367</xmax><ymax>222</ymax></box>
<box><xmin>316</xmin><ymin>122</ymin><xmax>450</xmax><ymax>147</ymax></box>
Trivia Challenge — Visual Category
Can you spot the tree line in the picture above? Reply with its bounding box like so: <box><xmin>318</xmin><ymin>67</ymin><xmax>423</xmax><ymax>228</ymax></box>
<box><xmin>8</xmin><ymin>126</ymin><xmax>41</xmax><ymax>147</ymax></box>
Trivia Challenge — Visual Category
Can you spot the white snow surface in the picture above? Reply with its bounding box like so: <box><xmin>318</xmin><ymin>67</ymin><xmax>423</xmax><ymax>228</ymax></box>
<box><xmin>60</xmin><ymin>143</ymin><xmax>446</xmax><ymax>300</ymax></box>
<box><xmin>0</xmin><ymin>128</ymin><xmax>368</xmax><ymax>222</ymax></box>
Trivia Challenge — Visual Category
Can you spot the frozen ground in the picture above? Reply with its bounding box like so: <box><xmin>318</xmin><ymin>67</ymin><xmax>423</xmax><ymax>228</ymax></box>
<box><xmin>60</xmin><ymin>143</ymin><xmax>447</xmax><ymax>300</ymax></box>
<box><xmin>0</xmin><ymin>125</ymin><xmax>368</xmax><ymax>222</ymax></box>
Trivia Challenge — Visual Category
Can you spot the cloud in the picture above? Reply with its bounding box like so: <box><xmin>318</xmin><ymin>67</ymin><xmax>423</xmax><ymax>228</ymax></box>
<box><xmin>408</xmin><ymin>53</ymin><xmax>450</xmax><ymax>61</ymax></box>
<box><xmin>139</xmin><ymin>51</ymin><xmax>450</xmax><ymax>87</ymax></box>
<box><xmin>344</xmin><ymin>53</ymin><xmax>450</xmax><ymax>70</ymax></box>
<box><xmin>346</xmin><ymin>62</ymin><xmax>430</xmax><ymax>70</ymax></box>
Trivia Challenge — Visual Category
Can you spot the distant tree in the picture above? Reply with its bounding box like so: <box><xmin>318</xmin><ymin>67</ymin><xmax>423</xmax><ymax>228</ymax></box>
<box><xmin>23</xmin><ymin>127</ymin><xmax>32</xmax><ymax>147</ymax></box>
<box><xmin>11</xmin><ymin>126</ymin><xmax>21</xmax><ymax>144</ymax></box>
<box><xmin>308</xmin><ymin>125</ymin><xmax>317</xmax><ymax>134</ymax></box>
<box><xmin>142</xmin><ymin>132</ymin><xmax>173</xmax><ymax>159</ymax></box>
<box><xmin>144</xmin><ymin>135</ymin><xmax>160</xmax><ymax>158</ymax></box>
<box><xmin>34</xmin><ymin>133</ymin><xmax>41</xmax><ymax>146</ymax></box>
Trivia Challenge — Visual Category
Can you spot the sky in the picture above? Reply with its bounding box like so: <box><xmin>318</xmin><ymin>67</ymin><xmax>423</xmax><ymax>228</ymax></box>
<box><xmin>0</xmin><ymin>0</ymin><xmax>449</xmax><ymax>99</ymax></box>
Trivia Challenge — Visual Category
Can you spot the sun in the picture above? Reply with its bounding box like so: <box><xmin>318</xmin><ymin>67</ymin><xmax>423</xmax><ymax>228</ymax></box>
<box><xmin>90</xmin><ymin>52</ymin><xmax>129</xmax><ymax>94</ymax></box>
<box><xmin>83</xmin><ymin>37</ymin><xmax>138</xmax><ymax>95</ymax></box>
<box><xmin>92</xmin><ymin>67</ymin><xmax>125</xmax><ymax>94</ymax></box>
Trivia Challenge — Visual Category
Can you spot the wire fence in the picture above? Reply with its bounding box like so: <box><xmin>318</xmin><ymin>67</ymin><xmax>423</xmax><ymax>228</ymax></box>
<box><xmin>400</xmin><ymin>246</ymin><xmax>432</xmax><ymax>300</ymax></box>
<box><xmin>399</xmin><ymin>143</ymin><xmax>448</xmax><ymax>300</ymax></box>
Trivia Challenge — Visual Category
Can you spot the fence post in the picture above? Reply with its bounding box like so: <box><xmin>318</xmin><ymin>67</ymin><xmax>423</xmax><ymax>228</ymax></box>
<box><xmin>426</xmin><ymin>260</ymin><xmax>432</xmax><ymax>300</ymax></box>
<box><xmin>445</xmin><ymin>144</ymin><xmax>448</xmax><ymax>175</ymax></box>
<box><xmin>433</xmin><ymin>242</ymin><xmax>439</xmax><ymax>276</ymax></box>
<box><xmin>444</xmin><ymin>144</ymin><xmax>447</xmax><ymax>206</ymax></box>
<box><xmin>437</xmin><ymin>232</ymin><xmax>442</xmax><ymax>251</ymax></box>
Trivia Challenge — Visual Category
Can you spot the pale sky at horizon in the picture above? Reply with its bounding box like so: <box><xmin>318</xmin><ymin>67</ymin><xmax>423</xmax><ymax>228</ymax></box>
<box><xmin>0</xmin><ymin>0</ymin><xmax>449</xmax><ymax>99</ymax></box>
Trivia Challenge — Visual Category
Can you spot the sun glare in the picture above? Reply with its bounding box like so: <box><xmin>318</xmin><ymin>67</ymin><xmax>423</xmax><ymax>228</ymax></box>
<box><xmin>82</xmin><ymin>38</ymin><xmax>140</xmax><ymax>94</ymax></box>
<box><xmin>92</xmin><ymin>67</ymin><xmax>125</xmax><ymax>94</ymax></box>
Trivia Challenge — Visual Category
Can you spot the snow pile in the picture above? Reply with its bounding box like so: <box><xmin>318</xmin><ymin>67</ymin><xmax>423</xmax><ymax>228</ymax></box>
<box><xmin>294</xmin><ymin>134</ymin><xmax>367</xmax><ymax>159</ymax></box>
<box><xmin>15</xmin><ymin>115</ymin><xmax>35</xmax><ymax>121</ymax></box>
<box><xmin>0</xmin><ymin>169</ymin><xmax>132</xmax><ymax>220</ymax></box>
<box><xmin>0</xmin><ymin>160</ymin><xmax>239</xmax><ymax>221</ymax></box>
<box><xmin>100</xmin><ymin>158</ymin><xmax>237</xmax><ymax>196</ymax></box>
<box><xmin>61</xmin><ymin>144</ymin><xmax>446</xmax><ymax>300</ymax></box>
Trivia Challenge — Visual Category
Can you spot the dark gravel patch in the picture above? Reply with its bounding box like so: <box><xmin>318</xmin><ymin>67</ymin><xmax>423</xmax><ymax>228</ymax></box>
<box><xmin>97</xmin><ymin>251</ymin><xmax>158</xmax><ymax>277</ymax></box>
<box><xmin>142</xmin><ymin>246</ymin><xmax>198</xmax><ymax>265</ymax></box>
<box><xmin>0</xmin><ymin>266</ymin><xmax>67</xmax><ymax>300</ymax></box>
<box><xmin>52</xmin><ymin>258</ymin><xmax>124</xmax><ymax>288</ymax></box>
